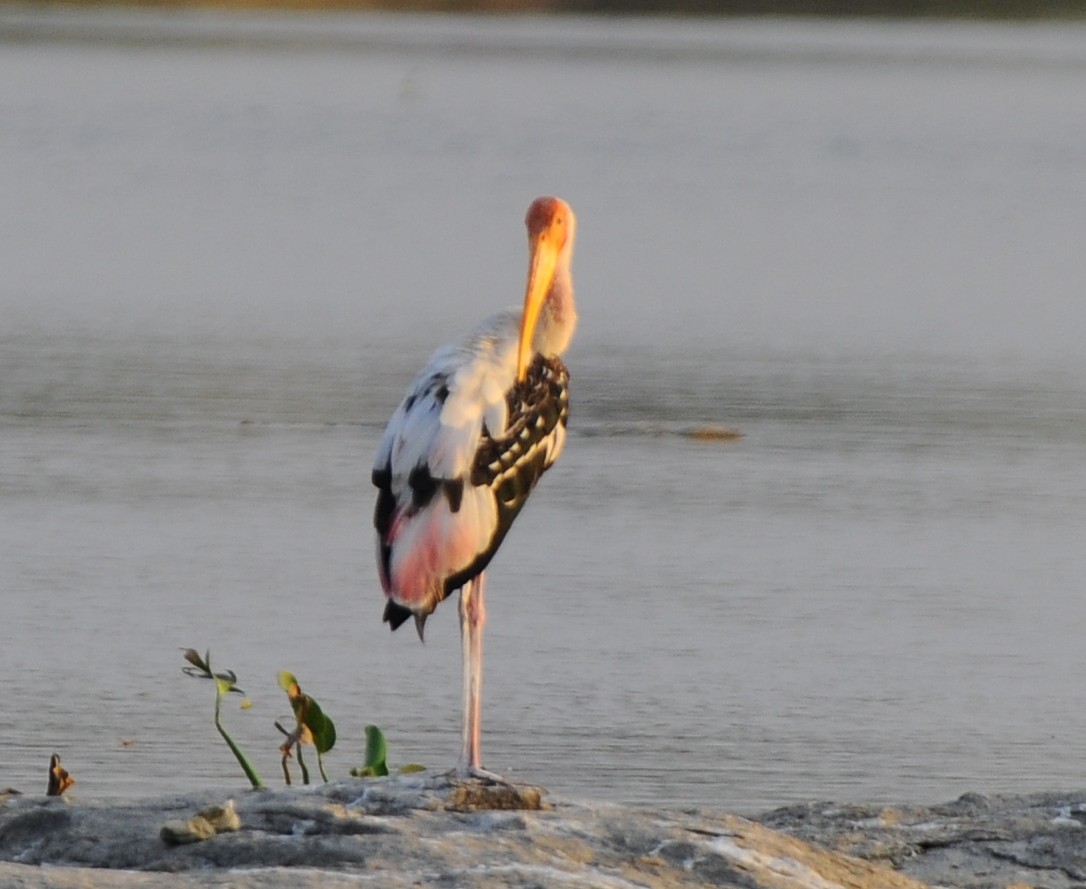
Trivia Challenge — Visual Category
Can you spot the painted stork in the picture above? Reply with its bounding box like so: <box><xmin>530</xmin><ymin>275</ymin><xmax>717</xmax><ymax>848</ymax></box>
<box><xmin>372</xmin><ymin>196</ymin><xmax>577</xmax><ymax>779</ymax></box>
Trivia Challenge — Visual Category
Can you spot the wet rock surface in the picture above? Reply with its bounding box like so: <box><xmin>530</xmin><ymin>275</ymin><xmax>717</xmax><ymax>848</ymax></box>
<box><xmin>761</xmin><ymin>790</ymin><xmax>1086</xmax><ymax>889</ymax></box>
<box><xmin>2</xmin><ymin>775</ymin><xmax>1083</xmax><ymax>888</ymax></box>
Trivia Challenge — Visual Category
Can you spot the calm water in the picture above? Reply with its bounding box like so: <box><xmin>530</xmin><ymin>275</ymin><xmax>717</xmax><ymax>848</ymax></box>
<box><xmin>2</xmin><ymin>8</ymin><xmax>1086</xmax><ymax>814</ymax></box>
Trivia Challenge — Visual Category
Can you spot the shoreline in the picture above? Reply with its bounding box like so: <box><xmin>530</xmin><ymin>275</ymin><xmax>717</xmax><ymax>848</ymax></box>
<box><xmin>3</xmin><ymin>773</ymin><xmax>1085</xmax><ymax>887</ymax></box>
<box><xmin>2</xmin><ymin>0</ymin><xmax>1085</xmax><ymax>18</ymax></box>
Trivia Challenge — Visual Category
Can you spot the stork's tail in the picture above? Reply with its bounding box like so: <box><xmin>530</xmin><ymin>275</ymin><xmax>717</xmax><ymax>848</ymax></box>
<box><xmin>383</xmin><ymin>599</ymin><xmax>428</xmax><ymax>642</ymax></box>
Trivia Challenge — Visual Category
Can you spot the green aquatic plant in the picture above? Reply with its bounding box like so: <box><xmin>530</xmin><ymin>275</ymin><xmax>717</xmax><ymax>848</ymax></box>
<box><xmin>181</xmin><ymin>648</ymin><xmax>264</xmax><ymax>790</ymax></box>
<box><xmin>352</xmin><ymin>724</ymin><xmax>389</xmax><ymax>777</ymax></box>
<box><xmin>276</xmin><ymin>671</ymin><xmax>336</xmax><ymax>785</ymax></box>
<box><xmin>350</xmin><ymin>725</ymin><xmax>425</xmax><ymax>777</ymax></box>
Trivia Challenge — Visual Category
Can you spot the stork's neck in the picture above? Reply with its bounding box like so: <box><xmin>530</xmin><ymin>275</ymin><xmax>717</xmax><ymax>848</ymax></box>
<box><xmin>535</xmin><ymin>261</ymin><xmax>577</xmax><ymax>359</ymax></box>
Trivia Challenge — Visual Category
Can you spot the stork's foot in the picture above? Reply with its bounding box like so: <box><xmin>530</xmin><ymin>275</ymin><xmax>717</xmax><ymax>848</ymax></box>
<box><xmin>449</xmin><ymin>763</ymin><xmax>510</xmax><ymax>786</ymax></box>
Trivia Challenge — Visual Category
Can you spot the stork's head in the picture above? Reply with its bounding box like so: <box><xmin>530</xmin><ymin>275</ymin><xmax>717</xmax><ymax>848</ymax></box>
<box><xmin>517</xmin><ymin>196</ymin><xmax>576</xmax><ymax>382</ymax></box>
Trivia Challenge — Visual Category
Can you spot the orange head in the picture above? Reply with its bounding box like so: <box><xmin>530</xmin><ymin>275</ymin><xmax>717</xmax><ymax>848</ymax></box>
<box><xmin>517</xmin><ymin>196</ymin><xmax>575</xmax><ymax>382</ymax></box>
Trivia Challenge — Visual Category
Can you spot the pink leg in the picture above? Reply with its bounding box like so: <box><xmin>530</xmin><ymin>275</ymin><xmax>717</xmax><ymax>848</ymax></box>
<box><xmin>455</xmin><ymin>574</ymin><xmax>502</xmax><ymax>781</ymax></box>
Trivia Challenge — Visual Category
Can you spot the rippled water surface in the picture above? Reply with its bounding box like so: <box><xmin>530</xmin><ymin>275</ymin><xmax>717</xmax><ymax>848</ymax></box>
<box><xmin>2</xmin><ymin>8</ymin><xmax>1086</xmax><ymax>813</ymax></box>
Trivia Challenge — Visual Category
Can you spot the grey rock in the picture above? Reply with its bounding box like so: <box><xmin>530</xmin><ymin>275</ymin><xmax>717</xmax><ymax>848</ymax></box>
<box><xmin>759</xmin><ymin>789</ymin><xmax>1086</xmax><ymax>889</ymax></box>
<box><xmin>4</xmin><ymin>773</ymin><xmax>1080</xmax><ymax>889</ymax></box>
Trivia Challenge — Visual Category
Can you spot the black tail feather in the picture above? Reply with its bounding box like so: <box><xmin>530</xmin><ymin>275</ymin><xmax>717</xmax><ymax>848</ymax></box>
<box><xmin>384</xmin><ymin>599</ymin><xmax>428</xmax><ymax>642</ymax></box>
<box><xmin>383</xmin><ymin>599</ymin><xmax>413</xmax><ymax>631</ymax></box>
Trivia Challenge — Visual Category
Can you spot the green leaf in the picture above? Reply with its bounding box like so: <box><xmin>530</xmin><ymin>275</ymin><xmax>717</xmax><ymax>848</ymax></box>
<box><xmin>278</xmin><ymin>671</ymin><xmax>335</xmax><ymax>756</ymax></box>
<box><xmin>398</xmin><ymin>763</ymin><xmax>426</xmax><ymax>774</ymax></box>
<box><xmin>213</xmin><ymin>670</ymin><xmax>243</xmax><ymax>698</ymax></box>
<box><xmin>182</xmin><ymin>650</ymin><xmax>245</xmax><ymax>695</ymax></box>
<box><xmin>182</xmin><ymin>648</ymin><xmax>209</xmax><ymax>673</ymax></box>
<box><xmin>302</xmin><ymin>698</ymin><xmax>336</xmax><ymax>755</ymax></box>
<box><xmin>181</xmin><ymin>648</ymin><xmax>214</xmax><ymax>680</ymax></box>
<box><xmin>362</xmin><ymin>724</ymin><xmax>389</xmax><ymax>777</ymax></box>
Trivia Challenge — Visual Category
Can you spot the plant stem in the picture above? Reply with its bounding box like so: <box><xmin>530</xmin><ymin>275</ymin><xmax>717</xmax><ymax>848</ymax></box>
<box><xmin>296</xmin><ymin>744</ymin><xmax>310</xmax><ymax>785</ymax></box>
<box><xmin>215</xmin><ymin>691</ymin><xmax>265</xmax><ymax>789</ymax></box>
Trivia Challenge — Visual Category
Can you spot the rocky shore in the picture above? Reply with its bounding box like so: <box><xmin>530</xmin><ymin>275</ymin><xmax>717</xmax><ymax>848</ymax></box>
<box><xmin>2</xmin><ymin>774</ymin><xmax>1085</xmax><ymax>888</ymax></box>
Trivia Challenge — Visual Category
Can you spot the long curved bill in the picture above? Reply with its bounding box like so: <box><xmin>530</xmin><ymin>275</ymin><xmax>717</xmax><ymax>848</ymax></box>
<box><xmin>516</xmin><ymin>230</ymin><xmax>560</xmax><ymax>382</ymax></box>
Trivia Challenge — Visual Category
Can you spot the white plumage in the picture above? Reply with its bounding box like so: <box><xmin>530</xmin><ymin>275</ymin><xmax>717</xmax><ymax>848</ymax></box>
<box><xmin>373</xmin><ymin>311</ymin><xmax>519</xmax><ymax>618</ymax></box>
<box><xmin>377</xmin><ymin>310</ymin><xmax>521</xmax><ymax>486</ymax></box>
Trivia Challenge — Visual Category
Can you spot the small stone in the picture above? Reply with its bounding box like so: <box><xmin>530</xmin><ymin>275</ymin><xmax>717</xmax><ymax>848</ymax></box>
<box><xmin>197</xmin><ymin>800</ymin><xmax>240</xmax><ymax>833</ymax></box>
<box><xmin>160</xmin><ymin>814</ymin><xmax>216</xmax><ymax>845</ymax></box>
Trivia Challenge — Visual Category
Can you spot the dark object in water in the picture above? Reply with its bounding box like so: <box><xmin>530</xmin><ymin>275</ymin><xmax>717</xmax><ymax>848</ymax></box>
<box><xmin>47</xmin><ymin>753</ymin><xmax>74</xmax><ymax>796</ymax></box>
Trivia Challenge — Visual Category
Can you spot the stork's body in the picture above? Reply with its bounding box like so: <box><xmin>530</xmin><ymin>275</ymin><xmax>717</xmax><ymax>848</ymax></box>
<box><xmin>373</xmin><ymin>197</ymin><xmax>577</xmax><ymax>777</ymax></box>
